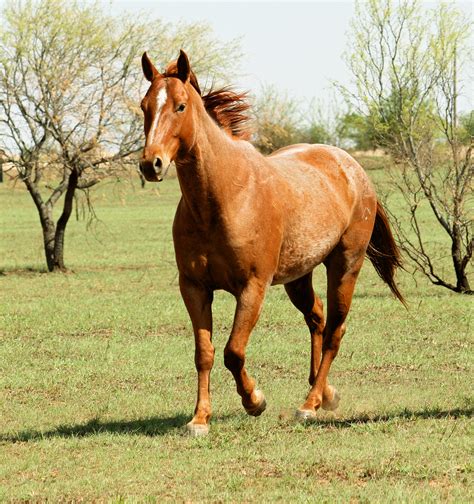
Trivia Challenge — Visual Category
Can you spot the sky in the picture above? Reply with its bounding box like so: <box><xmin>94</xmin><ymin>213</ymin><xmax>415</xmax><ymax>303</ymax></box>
<box><xmin>115</xmin><ymin>1</ymin><xmax>356</xmax><ymax>103</ymax></box>
<box><xmin>0</xmin><ymin>0</ymin><xmax>471</xmax><ymax>109</ymax></box>
<box><xmin>115</xmin><ymin>0</ymin><xmax>473</xmax><ymax>110</ymax></box>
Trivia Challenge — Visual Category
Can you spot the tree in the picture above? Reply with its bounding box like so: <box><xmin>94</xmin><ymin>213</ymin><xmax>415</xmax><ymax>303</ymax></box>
<box><xmin>344</xmin><ymin>0</ymin><xmax>473</xmax><ymax>293</ymax></box>
<box><xmin>252</xmin><ymin>86</ymin><xmax>346</xmax><ymax>153</ymax></box>
<box><xmin>302</xmin><ymin>97</ymin><xmax>347</xmax><ymax>147</ymax></box>
<box><xmin>0</xmin><ymin>0</ymin><xmax>241</xmax><ymax>271</ymax></box>
<box><xmin>338</xmin><ymin>112</ymin><xmax>378</xmax><ymax>151</ymax></box>
<box><xmin>459</xmin><ymin>110</ymin><xmax>474</xmax><ymax>145</ymax></box>
<box><xmin>252</xmin><ymin>85</ymin><xmax>302</xmax><ymax>154</ymax></box>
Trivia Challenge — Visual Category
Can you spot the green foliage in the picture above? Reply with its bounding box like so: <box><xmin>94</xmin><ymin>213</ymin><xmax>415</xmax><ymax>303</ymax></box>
<box><xmin>301</xmin><ymin>122</ymin><xmax>331</xmax><ymax>145</ymax></box>
<box><xmin>459</xmin><ymin>110</ymin><xmax>474</xmax><ymax>144</ymax></box>
<box><xmin>0</xmin><ymin>175</ymin><xmax>472</xmax><ymax>501</ymax></box>
<box><xmin>0</xmin><ymin>0</ymin><xmax>242</xmax><ymax>271</ymax></box>
<box><xmin>344</xmin><ymin>0</ymin><xmax>471</xmax><ymax>155</ymax></box>
<box><xmin>252</xmin><ymin>88</ymin><xmax>348</xmax><ymax>153</ymax></box>
<box><xmin>0</xmin><ymin>0</ymin><xmax>242</xmax><ymax>158</ymax></box>
<box><xmin>252</xmin><ymin>85</ymin><xmax>303</xmax><ymax>154</ymax></box>
<box><xmin>339</xmin><ymin>112</ymin><xmax>377</xmax><ymax>151</ymax></box>
<box><xmin>343</xmin><ymin>0</ymin><xmax>473</xmax><ymax>292</ymax></box>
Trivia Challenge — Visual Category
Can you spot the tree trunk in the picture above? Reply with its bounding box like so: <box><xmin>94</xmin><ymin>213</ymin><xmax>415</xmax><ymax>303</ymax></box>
<box><xmin>52</xmin><ymin>169</ymin><xmax>78</xmax><ymax>271</ymax></box>
<box><xmin>42</xmin><ymin>219</ymin><xmax>56</xmax><ymax>272</ymax></box>
<box><xmin>24</xmin><ymin>168</ymin><xmax>78</xmax><ymax>272</ymax></box>
<box><xmin>452</xmin><ymin>224</ymin><xmax>471</xmax><ymax>293</ymax></box>
<box><xmin>35</xmin><ymin>204</ymin><xmax>56</xmax><ymax>272</ymax></box>
<box><xmin>23</xmin><ymin>177</ymin><xmax>56</xmax><ymax>272</ymax></box>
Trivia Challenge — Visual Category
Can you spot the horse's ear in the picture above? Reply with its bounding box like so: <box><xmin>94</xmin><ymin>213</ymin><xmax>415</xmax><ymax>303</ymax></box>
<box><xmin>177</xmin><ymin>49</ymin><xmax>191</xmax><ymax>83</ymax></box>
<box><xmin>142</xmin><ymin>52</ymin><xmax>160</xmax><ymax>82</ymax></box>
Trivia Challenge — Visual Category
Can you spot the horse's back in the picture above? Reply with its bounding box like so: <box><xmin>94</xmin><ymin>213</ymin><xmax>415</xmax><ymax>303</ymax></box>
<box><xmin>269</xmin><ymin>143</ymin><xmax>371</xmax><ymax>192</ymax></box>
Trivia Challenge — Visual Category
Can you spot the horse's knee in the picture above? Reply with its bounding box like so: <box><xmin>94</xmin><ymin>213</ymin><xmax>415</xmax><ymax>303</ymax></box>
<box><xmin>315</xmin><ymin>296</ymin><xmax>324</xmax><ymax>312</ymax></box>
<box><xmin>224</xmin><ymin>345</ymin><xmax>244</xmax><ymax>372</ymax></box>
<box><xmin>305</xmin><ymin>301</ymin><xmax>325</xmax><ymax>333</ymax></box>
<box><xmin>322</xmin><ymin>330</ymin><xmax>343</xmax><ymax>355</ymax></box>
<box><xmin>341</xmin><ymin>322</ymin><xmax>347</xmax><ymax>337</ymax></box>
<box><xmin>195</xmin><ymin>346</ymin><xmax>215</xmax><ymax>371</ymax></box>
<box><xmin>323</xmin><ymin>318</ymin><xmax>347</xmax><ymax>346</ymax></box>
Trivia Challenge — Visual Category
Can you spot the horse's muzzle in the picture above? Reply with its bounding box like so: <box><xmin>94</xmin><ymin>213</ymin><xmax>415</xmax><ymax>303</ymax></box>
<box><xmin>139</xmin><ymin>156</ymin><xmax>169</xmax><ymax>182</ymax></box>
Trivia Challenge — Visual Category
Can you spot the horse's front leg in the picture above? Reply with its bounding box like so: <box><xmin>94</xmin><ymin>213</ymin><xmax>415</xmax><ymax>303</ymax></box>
<box><xmin>224</xmin><ymin>279</ymin><xmax>268</xmax><ymax>416</ymax></box>
<box><xmin>179</xmin><ymin>275</ymin><xmax>214</xmax><ymax>436</ymax></box>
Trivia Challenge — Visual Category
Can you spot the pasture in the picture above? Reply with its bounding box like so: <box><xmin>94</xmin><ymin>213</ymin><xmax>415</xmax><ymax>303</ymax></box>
<box><xmin>0</xmin><ymin>167</ymin><xmax>472</xmax><ymax>502</ymax></box>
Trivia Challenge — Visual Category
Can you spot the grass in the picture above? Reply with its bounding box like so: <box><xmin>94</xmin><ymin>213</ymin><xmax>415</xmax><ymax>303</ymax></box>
<box><xmin>0</xmin><ymin>171</ymin><xmax>472</xmax><ymax>502</ymax></box>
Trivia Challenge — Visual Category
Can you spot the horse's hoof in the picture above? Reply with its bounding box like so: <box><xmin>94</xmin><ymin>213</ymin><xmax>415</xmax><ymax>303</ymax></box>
<box><xmin>295</xmin><ymin>408</ymin><xmax>317</xmax><ymax>422</ymax></box>
<box><xmin>322</xmin><ymin>385</ymin><xmax>340</xmax><ymax>411</ymax></box>
<box><xmin>185</xmin><ymin>422</ymin><xmax>209</xmax><ymax>437</ymax></box>
<box><xmin>244</xmin><ymin>389</ymin><xmax>267</xmax><ymax>417</ymax></box>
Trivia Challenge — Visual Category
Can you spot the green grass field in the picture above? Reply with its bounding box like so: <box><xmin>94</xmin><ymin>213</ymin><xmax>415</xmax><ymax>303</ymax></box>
<box><xmin>1</xmin><ymin>171</ymin><xmax>472</xmax><ymax>502</ymax></box>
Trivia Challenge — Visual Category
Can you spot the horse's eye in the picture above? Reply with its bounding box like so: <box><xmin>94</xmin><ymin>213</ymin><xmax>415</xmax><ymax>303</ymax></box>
<box><xmin>177</xmin><ymin>103</ymin><xmax>186</xmax><ymax>113</ymax></box>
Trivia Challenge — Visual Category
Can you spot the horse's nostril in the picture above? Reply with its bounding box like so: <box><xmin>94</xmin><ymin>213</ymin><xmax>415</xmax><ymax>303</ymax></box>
<box><xmin>154</xmin><ymin>157</ymin><xmax>163</xmax><ymax>169</ymax></box>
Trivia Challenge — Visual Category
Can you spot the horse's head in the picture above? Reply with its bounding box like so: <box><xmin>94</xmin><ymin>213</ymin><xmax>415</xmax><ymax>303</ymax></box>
<box><xmin>139</xmin><ymin>50</ymin><xmax>198</xmax><ymax>182</ymax></box>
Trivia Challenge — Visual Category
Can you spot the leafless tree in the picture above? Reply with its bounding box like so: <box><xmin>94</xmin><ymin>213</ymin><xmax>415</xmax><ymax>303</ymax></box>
<box><xmin>251</xmin><ymin>85</ymin><xmax>302</xmax><ymax>154</ymax></box>
<box><xmin>0</xmin><ymin>0</ymin><xmax>241</xmax><ymax>271</ymax></box>
<box><xmin>343</xmin><ymin>0</ymin><xmax>472</xmax><ymax>293</ymax></box>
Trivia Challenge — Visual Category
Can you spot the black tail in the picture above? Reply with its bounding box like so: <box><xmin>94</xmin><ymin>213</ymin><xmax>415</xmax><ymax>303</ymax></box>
<box><xmin>367</xmin><ymin>200</ymin><xmax>406</xmax><ymax>307</ymax></box>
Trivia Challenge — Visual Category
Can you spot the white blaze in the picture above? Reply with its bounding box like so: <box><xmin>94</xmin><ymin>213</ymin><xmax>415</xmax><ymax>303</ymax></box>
<box><xmin>148</xmin><ymin>87</ymin><xmax>167</xmax><ymax>144</ymax></box>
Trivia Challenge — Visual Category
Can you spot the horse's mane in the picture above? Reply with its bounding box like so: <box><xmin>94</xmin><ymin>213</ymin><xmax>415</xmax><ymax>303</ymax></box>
<box><xmin>164</xmin><ymin>61</ymin><xmax>252</xmax><ymax>140</ymax></box>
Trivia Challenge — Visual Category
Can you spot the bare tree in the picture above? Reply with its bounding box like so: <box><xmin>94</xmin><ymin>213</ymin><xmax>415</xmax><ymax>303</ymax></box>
<box><xmin>252</xmin><ymin>85</ymin><xmax>351</xmax><ymax>153</ymax></box>
<box><xmin>0</xmin><ymin>0</ymin><xmax>241</xmax><ymax>271</ymax></box>
<box><xmin>252</xmin><ymin>85</ymin><xmax>302</xmax><ymax>154</ymax></box>
<box><xmin>343</xmin><ymin>0</ymin><xmax>473</xmax><ymax>293</ymax></box>
<box><xmin>302</xmin><ymin>95</ymin><xmax>348</xmax><ymax>148</ymax></box>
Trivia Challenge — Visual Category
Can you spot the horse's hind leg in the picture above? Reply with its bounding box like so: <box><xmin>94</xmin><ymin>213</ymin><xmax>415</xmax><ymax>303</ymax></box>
<box><xmin>297</xmin><ymin>246</ymin><xmax>365</xmax><ymax>419</ymax></box>
<box><xmin>284</xmin><ymin>273</ymin><xmax>339</xmax><ymax>411</ymax></box>
<box><xmin>224</xmin><ymin>279</ymin><xmax>268</xmax><ymax>416</ymax></box>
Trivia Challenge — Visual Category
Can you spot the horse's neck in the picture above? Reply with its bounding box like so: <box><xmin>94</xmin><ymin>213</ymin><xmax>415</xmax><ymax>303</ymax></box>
<box><xmin>175</xmin><ymin>109</ymin><xmax>254</xmax><ymax>224</ymax></box>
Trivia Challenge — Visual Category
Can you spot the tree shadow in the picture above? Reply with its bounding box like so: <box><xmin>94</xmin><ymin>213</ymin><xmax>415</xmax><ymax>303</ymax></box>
<box><xmin>308</xmin><ymin>405</ymin><xmax>473</xmax><ymax>429</ymax></box>
<box><xmin>1</xmin><ymin>413</ymin><xmax>195</xmax><ymax>443</ymax></box>
<box><xmin>0</xmin><ymin>266</ymin><xmax>49</xmax><ymax>276</ymax></box>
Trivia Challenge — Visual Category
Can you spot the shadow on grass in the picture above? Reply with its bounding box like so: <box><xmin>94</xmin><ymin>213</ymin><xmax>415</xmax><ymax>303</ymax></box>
<box><xmin>311</xmin><ymin>405</ymin><xmax>473</xmax><ymax>430</ymax></box>
<box><xmin>2</xmin><ymin>406</ymin><xmax>472</xmax><ymax>443</ymax></box>
<box><xmin>1</xmin><ymin>413</ymin><xmax>198</xmax><ymax>443</ymax></box>
<box><xmin>0</xmin><ymin>266</ymin><xmax>49</xmax><ymax>276</ymax></box>
<box><xmin>0</xmin><ymin>264</ymin><xmax>161</xmax><ymax>276</ymax></box>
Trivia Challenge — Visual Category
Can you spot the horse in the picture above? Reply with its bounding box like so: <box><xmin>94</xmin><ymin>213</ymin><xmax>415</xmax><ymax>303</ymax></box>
<box><xmin>139</xmin><ymin>50</ymin><xmax>405</xmax><ymax>436</ymax></box>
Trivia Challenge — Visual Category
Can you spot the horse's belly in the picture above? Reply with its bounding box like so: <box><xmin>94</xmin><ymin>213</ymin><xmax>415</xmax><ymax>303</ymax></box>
<box><xmin>272</xmin><ymin>228</ymin><xmax>341</xmax><ymax>285</ymax></box>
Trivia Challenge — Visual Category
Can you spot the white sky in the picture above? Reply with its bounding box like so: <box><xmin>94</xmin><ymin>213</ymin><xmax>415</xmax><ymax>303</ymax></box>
<box><xmin>0</xmin><ymin>0</ymin><xmax>471</xmax><ymax>109</ymax></box>
<box><xmin>115</xmin><ymin>0</ymin><xmax>473</xmax><ymax>110</ymax></box>
<box><xmin>116</xmin><ymin>0</ymin><xmax>355</xmax><ymax>102</ymax></box>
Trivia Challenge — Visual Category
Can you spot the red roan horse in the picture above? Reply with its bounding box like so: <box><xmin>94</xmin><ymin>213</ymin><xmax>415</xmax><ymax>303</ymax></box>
<box><xmin>139</xmin><ymin>51</ymin><xmax>405</xmax><ymax>436</ymax></box>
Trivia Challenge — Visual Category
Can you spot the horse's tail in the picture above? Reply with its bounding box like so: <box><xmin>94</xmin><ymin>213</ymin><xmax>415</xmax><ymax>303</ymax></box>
<box><xmin>366</xmin><ymin>200</ymin><xmax>407</xmax><ymax>307</ymax></box>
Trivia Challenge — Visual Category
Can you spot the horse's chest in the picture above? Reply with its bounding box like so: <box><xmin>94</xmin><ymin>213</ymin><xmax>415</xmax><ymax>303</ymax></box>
<box><xmin>173</xmin><ymin>228</ymin><xmax>245</xmax><ymax>289</ymax></box>
<box><xmin>173</xmin><ymin>198</ymin><xmax>282</xmax><ymax>290</ymax></box>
